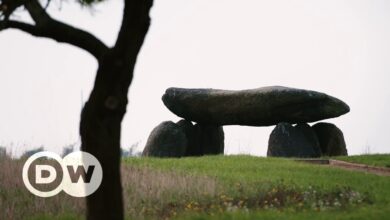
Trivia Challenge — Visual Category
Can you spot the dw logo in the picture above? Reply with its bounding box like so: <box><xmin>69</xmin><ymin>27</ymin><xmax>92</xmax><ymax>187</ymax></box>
<box><xmin>22</xmin><ymin>151</ymin><xmax>103</xmax><ymax>197</ymax></box>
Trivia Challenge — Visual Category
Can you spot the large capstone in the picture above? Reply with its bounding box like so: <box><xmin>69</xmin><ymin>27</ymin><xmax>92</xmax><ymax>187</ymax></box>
<box><xmin>312</xmin><ymin>122</ymin><xmax>348</xmax><ymax>156</ymax></box>
<box><xmin>162</xmin><ymin>86</ymin><xmax>350</xmax><ymax>126</ymax></box>
<box><xmin>267</xmin><ymin>122</ymin><xmax>322</xmax><ymax>158</ymax></box>
<box><xmin>142</xmin><ymin>121</ymin><xmax>187</xmax><ymax>157</ymax></box>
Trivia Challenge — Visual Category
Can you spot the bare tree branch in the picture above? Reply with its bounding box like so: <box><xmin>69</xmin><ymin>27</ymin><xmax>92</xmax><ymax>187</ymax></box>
<box><xmin>1</xmin><ymin>20</ymin><xmax>39</xmax><ymax>34</ymax></box>
<box><xmin>0</xmin><ymin>0</ymin><xmax>109</xmax><ymax>60</ymax></box>
<box><xmin>24</xmin><ymin>0</ymin><xmax>51</xmax><ymax>25</ymax></box>
<box><xmin>0</xmin><ymin>0</ymin><xmax>25</xmax><ymax>20</ymax></box>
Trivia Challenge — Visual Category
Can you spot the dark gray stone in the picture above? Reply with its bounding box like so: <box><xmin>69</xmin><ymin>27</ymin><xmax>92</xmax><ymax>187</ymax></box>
<box><xmin>142</xmin><ymin>121</ymin><xmax>187</xmax><ymax>157</ymax></box>
<box><xmin>312</xmin><ymin>122</ymin><xmax>348</xmax><ymax>156</ymax></box>
<box><xmin>195</xmin><ymin>124</ymin><xmax>224</xmax><ymax>155</ymax></box>
<box><xmin>267</xmin><ymin>122</ymin><xmax>322</xmax><ymax>158</ymax></box>
<box><xmin>176</xmin><ymin>120</ymin><xmax>202</xmax><ymax>156</ymax></box>
<box><xmin>162</xmin><ymin>86</ymin><xmax>350</xmax><ymax>126</ymax></box>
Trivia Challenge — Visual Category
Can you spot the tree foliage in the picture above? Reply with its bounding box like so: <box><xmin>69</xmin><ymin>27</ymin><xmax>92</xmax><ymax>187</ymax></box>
<box><xmin>0</xmin><ymin>0</ymin><xmax>103</xmax><ymax>21</ymax></box>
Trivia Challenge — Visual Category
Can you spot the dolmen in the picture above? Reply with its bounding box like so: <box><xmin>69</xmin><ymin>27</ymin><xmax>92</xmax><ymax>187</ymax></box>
<box><xmin>142</xmin><ymin>86</ymin><xmax>349</xmax><ymax>158</ymax></box>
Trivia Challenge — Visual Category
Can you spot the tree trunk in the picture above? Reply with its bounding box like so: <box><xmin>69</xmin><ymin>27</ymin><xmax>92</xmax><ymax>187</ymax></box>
<box><xmin>79</xmin><ymin>1</ymin><xmax>153</xmax><ymax>218</ymax></box>
<box><xmin>1</xmin><ymin>0</ymin><xmax>153</xmax><ymax>219</ymax></box>
<box><xmin>80</xmin><ymin>50</ymin><xmax>135</xmax><ymax>220</ymax></box>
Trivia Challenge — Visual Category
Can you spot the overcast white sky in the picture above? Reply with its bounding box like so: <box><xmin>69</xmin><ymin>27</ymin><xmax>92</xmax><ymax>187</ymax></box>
<box><xmin>0</xmin><ymin>0</ymin><xmax>389</xmax><ymax>157</ymax></box>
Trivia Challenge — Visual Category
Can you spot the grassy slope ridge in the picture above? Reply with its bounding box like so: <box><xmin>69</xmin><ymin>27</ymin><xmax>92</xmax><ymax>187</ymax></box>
<box><xmin>2</xmin><ymin>155</ymin><xmax>390</xmax><ymax>219</ymax></box>
<box><xmin>334</xmin><ymin>154</ymin><xmax>390</xmax><ymax>168</ymax></box>
<box><xmin>124</xmin><ymin>156</ymin><xmax>390</xmax><ymax>220</ymax></box>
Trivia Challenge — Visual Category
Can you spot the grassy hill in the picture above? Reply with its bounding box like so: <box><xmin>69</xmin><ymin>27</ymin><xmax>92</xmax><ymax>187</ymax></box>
<box><xmin>1</xmin><ymin>155</ymin><xmax>389</xmax><ymax>219</ymax></box>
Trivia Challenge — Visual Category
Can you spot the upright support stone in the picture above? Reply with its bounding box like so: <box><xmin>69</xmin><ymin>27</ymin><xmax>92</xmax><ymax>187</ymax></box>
<box><xmin>312</xmin><ymin>122</ymin><xmax>348</xmax><ymax>156</ymax></box>
<box><xmin>195</xmin><ymin>124</ymin><xmax>224</xmax><ymax>155</ymax></box>
<box><xmin>142</xmin><ymin>121</ymin><xmax>187</xmax><ymax>157</ymax></box>
<box><xmin>267</xmin><ymin>122</ymin><xmax>321</xmax><ymax>158</ymax></box>
<box><xmin>176</xmin><ymin>120</ymin><xmax>202</xmax><ymax>156</ymax></box>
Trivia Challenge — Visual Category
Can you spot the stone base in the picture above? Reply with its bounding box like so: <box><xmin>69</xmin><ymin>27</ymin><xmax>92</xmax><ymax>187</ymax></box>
<box><xmin>195</xmin><ymin>123</ymin><xmax>224</xmax><ymax>155</ymax></box>
<box><xmin>267</xmin><ymin>123</ymin><xmax>322</xmax><ymax>158</ymax></box>
<box><xmin>142</xmin><ymin>120</ymin><xmax>224</xmax><ymax>157</ymax></box>
<box><xmin>312</xmin><ymin>122</ymin><xmax>348</xmax><ymax>156</ymax></box>
<box><xmin>267</xmin><ymin>122</ymin><xmax>347</xmax><ymax>158</ymax></box>
<box><xmin>142</xmin><ymin>121</ymin><xmax>187</xmax><ymax>157</ymax></box>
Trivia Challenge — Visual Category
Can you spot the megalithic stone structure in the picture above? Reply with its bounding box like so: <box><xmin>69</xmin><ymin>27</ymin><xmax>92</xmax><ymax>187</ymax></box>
<box><xmin>143</xmin><ymin>86</ymin><xmax>350</xmax><ymax>158</ymax></box>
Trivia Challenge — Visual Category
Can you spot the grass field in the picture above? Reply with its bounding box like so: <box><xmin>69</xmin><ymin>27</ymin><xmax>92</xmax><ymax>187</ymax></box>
<box><xmin>1</xmin><ymin>155</ymin><xmax>389</xmax><ymax>219</ymax></box>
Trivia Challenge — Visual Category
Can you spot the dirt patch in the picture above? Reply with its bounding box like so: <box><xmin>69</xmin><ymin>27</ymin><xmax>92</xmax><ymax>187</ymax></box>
<box><xmin>295</xmin><ymin>159</ymin><xmax>390</xmax><ymax>176</ymax></box>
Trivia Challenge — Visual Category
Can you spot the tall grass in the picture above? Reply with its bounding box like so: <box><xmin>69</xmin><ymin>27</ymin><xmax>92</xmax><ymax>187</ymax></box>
<box><xmin>0</xmin><ymin>156</ymin><xmax>84</xmax><ymax>219</ymax></box>
<box><xmin>0</xmin><ymin>157</ymin><xmax>217</xmax><ymax>220</ymax></box>
<box><xmin>122</xmin><ymin>165</ymin><xmax>217</xmax><ymax>219</ymax></box>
